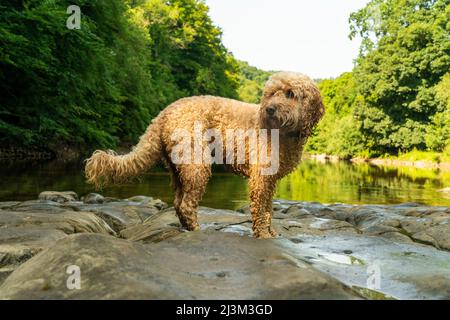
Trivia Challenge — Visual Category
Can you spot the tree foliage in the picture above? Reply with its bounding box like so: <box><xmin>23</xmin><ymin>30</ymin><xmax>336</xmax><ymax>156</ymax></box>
<box><xmin>1</xmin><ymin>0</ymin><xmax>448</xmax><ymax>160</ymax></box>
<box><xmin>0</xmin><ymin>0</ymin><xmax>239</xmax><ymax>153</ymax></box>
<box><xmin>236</xmin><ymin>60</ymin><xmax>273</xmax><ymax>103</ymax></box>
<box><xmin>308</xmin><ymin>0</ymin><xmax>450</xmax><ymax>157</ymax></box>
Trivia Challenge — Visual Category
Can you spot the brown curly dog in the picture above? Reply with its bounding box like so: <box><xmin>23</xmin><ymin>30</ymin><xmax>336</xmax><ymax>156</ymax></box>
<box><xmin>85</xmin><ymin>72</ymin><xmax>324</xmax><ymax>238</ymax></box>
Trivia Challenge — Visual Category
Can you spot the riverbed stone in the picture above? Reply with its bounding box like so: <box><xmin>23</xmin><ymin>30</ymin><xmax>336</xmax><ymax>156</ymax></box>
<box><xmin>397</xmin><ymin>275</ymin><xmax>450</xmax><ymax>300</ymax></box>
<box><xmin>362</xmin><ymin>224</ymin><xmax>400</xmax><ymax>236</ymax></box>
<box><xmin>61</xmin><ymin>196</ymin><xmax>168</xmax><ymax>233</ymax></box>
<box><xmin>0</xmin><ymin>198</ymin><xmax>117</xmax><ymax>285</ymax></box>
<box><xmin>38</xmin><ymin>191</ymin><xmax>78</xmax><ymax>203</ymax></box>
<box><xmin>78</xmin><ymin>203</ymin><xmax>158</xmax><ymax>233</ymax></box>
<box><xmin>11</xmin><ymin>200</ymin><xmax>69</xmax><ymax>213</ymax></box>
<box><xmin>282</xmin><ymin>206</ymin><xmax>312</xmax><ymax>219</ymax></box>
<box><xmin>426</xmin><ymin>212</ymin><xmax>449</xmax><ymax>225</ymax></box>
<box><xmin>0</xmin><ymin>232</ymin><xmax>362</xmax><ymax>300</ymax></box>
<box><xmin>276</xmin><ymin>217</ymin><xmax>359</xmax><ymax>237</ymax></box>
<box><xmin>237</xmin><ymin>202</ymin><xmax>285</xmax><ymax>215</ymax></box>
<box><xmin>126</xmin><ymin>196</ymin><xmax>168</xmax><ymax>210</ymax></box>
<box><xmin>0</xmin><ymin>202</ymin><xmax>21</xmax><ymax>210</ymax></box>
<box><xmin>276</xmin><ymin>201</ymin><xmax>450</xmax><ymax>251</ymax></box>
<box><xmin>0</xmin><ymin>193</ymin><xmax>449</xmax><ymax>300</ymax></box>
<box><xmin>0</xmin><ymin>210</ymin><xmax>115</xmax><ymax>236</ymax></box>
<box><xmin>412</xmin><ymin>224</ymin><xmax>450</xmax><ymax>251</ymax></box>
<box><xmin>120</xmin><ymin>207</ymin><xmax>251</xmax><ymax>243</ymax></box>
<box><xmin>0</xmin><ymin>227</ymin><xmax>67</xmax><ymax>284</ymax></box>
<box><xmin>279</xmin><ymin>234</ymin><xmax>450</xmax><ymax>300</ymax></box>
<box><xmin>379</xmin><ymin>231</ymin><xmax>414</xmax><ymax>243</ymax></box>
<box><xmin>400</xmin><ymin>219</ymin><xmax>433</xmax><ymax>235</ymax></box>
<box><xmin>82</xmin><ymin>193</ymin><xmax>105</xmax><ymax>204</ymax></box>
<box><xmin>381</xmin><ymin>218</ymin><xmax>401</xmax><ymax>228</ymax></box>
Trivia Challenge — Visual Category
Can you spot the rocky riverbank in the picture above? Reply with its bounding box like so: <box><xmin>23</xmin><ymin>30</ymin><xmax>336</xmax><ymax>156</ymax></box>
<box><xmin>0</xmin><ymin>191</ymin><xmax>449</xmax><ymax>299</ymax></box>
<box><xmin>307</xmin><ymin>154</ymin><xmax>450</xmax><ymax>171</ymax></box>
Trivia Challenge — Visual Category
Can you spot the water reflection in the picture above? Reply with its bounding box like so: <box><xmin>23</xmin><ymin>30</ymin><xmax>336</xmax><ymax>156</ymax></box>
<box><xmin>0</xmin><ymin>160</ymin><xmax>448</xmax><ymax>209</ymax></box>
<box><xmin>277</xmin><ymin>161</ymin><xmax>449</xmax><ymax>207</ymax></box>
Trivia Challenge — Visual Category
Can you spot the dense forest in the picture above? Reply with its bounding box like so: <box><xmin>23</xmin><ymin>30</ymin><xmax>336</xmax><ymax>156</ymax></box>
<box><xmin>0</xmin><ymin>0</ymin><xmax>243</xmax><ymax>156</ymax></box>
<box><xmin>307</xmin><ymin>0</ymin><xmax>450</xmax><ymax>160</ymax></box>
<box><xmin>0</xmin><ymin>0</ymin><xmax>449</xmax><ymax>161</ymax></box>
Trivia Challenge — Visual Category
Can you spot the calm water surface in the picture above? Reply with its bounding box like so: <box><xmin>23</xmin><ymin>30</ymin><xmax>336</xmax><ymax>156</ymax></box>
<box><xmin>0</xmin><ymin>160</ymin><xmax>448</xmax><ymax>209</ymax></box>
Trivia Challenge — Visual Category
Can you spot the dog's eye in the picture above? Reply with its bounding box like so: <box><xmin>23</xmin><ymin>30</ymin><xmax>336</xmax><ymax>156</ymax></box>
<box><xmin>285</xmin><ymin>90</ymin><xmax>295</xmax><ymax>99</ymax></box>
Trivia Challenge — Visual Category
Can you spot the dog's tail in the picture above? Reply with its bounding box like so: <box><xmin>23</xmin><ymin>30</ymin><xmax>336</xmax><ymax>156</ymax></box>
<box><xmin>85</xmin><ymin>120</ymin><xmax>162</xmax><ymax>188</ymax></box>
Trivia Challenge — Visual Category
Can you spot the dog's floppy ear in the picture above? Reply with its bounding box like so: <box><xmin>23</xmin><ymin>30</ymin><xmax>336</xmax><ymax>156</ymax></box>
<box><xmin>303</xmin><ymin>86</ymin><xmax>325</xmax><ymax>137</ymax></box>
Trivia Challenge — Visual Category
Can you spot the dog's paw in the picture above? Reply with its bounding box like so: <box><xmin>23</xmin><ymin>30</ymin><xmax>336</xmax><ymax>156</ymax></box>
<box><xmin>254</xmin><ymin>228</ymin><xmax>278</xmax><ymax>239</ymax></box>
<box><xmin>269</xmin><ymin>226</ymin><xmax>280</xmax><ymax>238</ymax></box>
<box><xmin>182</xmin><ymin>223</ymin><xmax>201</xmax><ymax>232</ymax></box>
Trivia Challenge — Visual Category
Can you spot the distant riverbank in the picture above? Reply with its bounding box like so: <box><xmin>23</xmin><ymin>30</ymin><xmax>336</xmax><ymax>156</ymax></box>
<box><xmin>2</xmin><ymin>145</ymin><xmax>450</xmax><ymax>173</ymax></box>
<box><xmin>307</xmin><ymin>153</ymin><xmax>450</xmax><ymax>171</ymax></box>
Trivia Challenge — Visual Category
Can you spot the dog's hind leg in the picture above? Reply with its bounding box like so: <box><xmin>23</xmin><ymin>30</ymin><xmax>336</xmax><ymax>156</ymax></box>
<box><xmin>167</xmin><ymin>160</ymin><xmax>183</xmax><ymax>212</ymax></box>
<box><xmin>176</xmin><ymin>164</ymin><xmax>212</xmax><ymax>231</ymax></box>
<box><xmin>172</xmin><ymin>176</ymin><xmax>186</xmax><ymax>229</ymax></box>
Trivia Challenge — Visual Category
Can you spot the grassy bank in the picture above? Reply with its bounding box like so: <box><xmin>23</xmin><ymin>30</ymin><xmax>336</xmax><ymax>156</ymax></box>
<box><xmin>383</xmin><ymin>150</ymin><xmax>450</xmax><ymax>165</ymax></box>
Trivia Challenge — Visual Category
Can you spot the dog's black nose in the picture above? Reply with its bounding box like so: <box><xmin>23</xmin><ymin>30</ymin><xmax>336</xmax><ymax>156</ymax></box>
<box><xmin>266</xmin><ymin>106</ymin><xmax>276</xmax><ymax>116</ymax></box>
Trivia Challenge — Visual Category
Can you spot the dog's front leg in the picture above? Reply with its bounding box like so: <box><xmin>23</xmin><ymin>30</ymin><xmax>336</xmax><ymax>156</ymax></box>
<box><xmin>249</xmin><ymin>171</ymin><xmax>278</xmax><ymax>239</ymax></box>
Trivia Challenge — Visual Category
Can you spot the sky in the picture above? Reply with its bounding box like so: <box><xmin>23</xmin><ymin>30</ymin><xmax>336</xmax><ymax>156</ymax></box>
<box><xmin>204</xmin><ymin>0</ymin><xmax>371</xmax><ymax>79</ymax></box>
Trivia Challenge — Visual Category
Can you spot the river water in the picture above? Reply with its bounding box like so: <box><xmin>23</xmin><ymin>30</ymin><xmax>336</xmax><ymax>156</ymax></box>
<box><xmin>0</xmin><ymin>160</ymin><xmax>448</xmax><ymax>209</ymax></box>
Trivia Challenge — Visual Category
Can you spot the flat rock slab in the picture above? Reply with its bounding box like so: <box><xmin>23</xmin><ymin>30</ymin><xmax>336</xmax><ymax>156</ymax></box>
<box><xmin>119</xmin><ymin>207</ymin><xmax>360</xmax><ymax>243</ymax></box>
<box><xmin>0</xmin><ymin>227</ymin><xmax>67</xmax><ymax>283</ymax></box>
<box><xmin>275</xmin><ymin>200</ymin><xmax>450</xmax><ymax>251</ymax></box>
<box><xmin>279</xmin><ymin>234</ymin><xmax>450</xmax><ymax>300</ymax></box>
<box><xmin>120</xmin><ymin>207</ymin><xmax>251</xmax><ymax>242</ymax></box>
<box><xmin>0</xmin><ymin>208</ymin><xmax>115</xmax><ymax>283</ymax></box>
<box><xmin>75</xmin><ymin>202</ymin><xmax>160</xmax><ymax>233</ymax></box>
<box><xmin>38</xmin><ymin>191</ymin><xmax>78</xmax><ymax>203</ymax></box>
<box><xmin>0</xmin><ymin>193</ymin><xmax>449</xmax><ymax>300</ymax></box>
<box><xmin>0</xmin><ymin>210</ymin><xmax>115</xmax><ymax>235</ymax></box>
<box><xmin>0</xmin><ymin>232</ymin><xmax>361</xmax><ymax>300</ymax></box>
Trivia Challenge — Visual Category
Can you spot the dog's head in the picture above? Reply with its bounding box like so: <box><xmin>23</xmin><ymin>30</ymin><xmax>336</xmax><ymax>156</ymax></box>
<box><xmin>260</xmin><ymin>72</ymin><xmax>325</xmax><ymax>138</ymax></box>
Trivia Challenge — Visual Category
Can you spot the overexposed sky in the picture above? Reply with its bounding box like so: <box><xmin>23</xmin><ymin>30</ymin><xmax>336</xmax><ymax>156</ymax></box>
<box><xmin>204</xmin><ymin>0</ymin><xmax>370</xmax><ymax>79</ymax></box>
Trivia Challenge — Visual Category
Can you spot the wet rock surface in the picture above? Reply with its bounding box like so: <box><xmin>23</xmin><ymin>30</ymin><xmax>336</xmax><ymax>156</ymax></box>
<box><xmin>0</xmin><ymin>232</ymin><xmax>360</xmax><ymax>300</ymax></box>
<box><xmin>0</xmin><ymin>191</ymin><xmax>449</xmax><ymax>300</ymax></box>
<box><xmin>38</xmin><ymin>191</ymin><xmax>78</xmax><ymax>203</ymax></box>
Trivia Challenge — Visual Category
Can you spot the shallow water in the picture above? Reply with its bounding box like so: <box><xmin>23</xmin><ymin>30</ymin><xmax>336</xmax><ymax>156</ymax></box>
<box><xmin>0</xmin><ymin>160</ymin><xmax>448</xmax><ymax>209</ymax></box>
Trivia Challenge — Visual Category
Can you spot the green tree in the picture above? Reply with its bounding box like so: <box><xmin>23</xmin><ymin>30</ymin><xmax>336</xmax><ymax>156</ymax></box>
<box><xmin>306</xmin><ymin>73</ymin><xmax>367</xmax><ymax>158</ymax></box>
<box><xmin>0</xmin><ymin>0</ymin><xmax>240</xmax><ymax>157</ymax></box>
<box><xmin>350</xmin><ymin>0</ymin><xmax>450</xmax><ymax>154</ymax></box>
<box><xmin>425</xmin><ymin>73</ymin><xmax>450</xmax><ymax>151</ymax></box>
<box><xmin>236</xmin><ymin>60</ymin><xmax>273</xmax><ymax>103</ymax></box>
